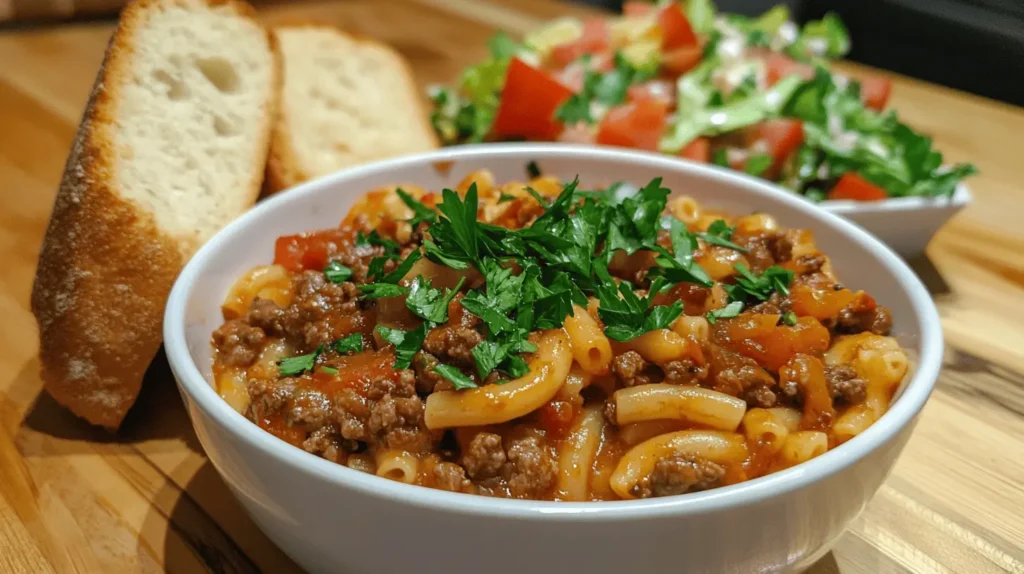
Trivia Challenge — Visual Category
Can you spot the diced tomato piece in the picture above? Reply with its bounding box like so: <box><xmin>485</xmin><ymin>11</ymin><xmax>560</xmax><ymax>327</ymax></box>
<box><xmin>627</xmin><ymin>79</ymin><xmax>675</xmax><ymax>106</ymax></box>
<box><xmin>491</xmin><ymin>57</ymin><xmax>574</xmax><ymax>140</ymax></box>
<box><xmin>596</xmin><ymin>99</ymin><xmax>668</xmax><ymax>151</ymax></box>
<box><xmin>789</xmin><ymin>284</ymin><xmax>858</xmax><ymax>321</ymax></box>
<box><xmin>537</xmin><ymin>400</ymin><xmax>576</xmax><ymax>439</ymax></box>
<box><xmin>623</xmin><ymin>1</ymin><xmax>655</xmax><ymax>17</ymax></box>
<box><xmin>274</xmin><ymin>229</ymin><xmax>347</xmax><ymax>271</ymax></box>
<box><xmin>658</xmin><ymin>4</ymin><xmax>699</xmax><ymax>49</ymax></box>
<box><xmin>550</xmin><ymin>18</ymin><xmax>610</xmax><ymax>69</ymax></box>
<box><xmin>310</xmin><ymin>348</ymin><xmax>399</xmax><ymax>396</ymax></box>
<box><xmin>764</xmin><ymin>52</ymin><xmax>814</xmax><ymax>86</ymax></box>
<box><xmin>829</xmin><ymin>172</ymin><xmax>888</xmax><ymax>201</ymax></box>
<box><xmin>661</xmin><ymin>45</ymin><xmax>704</xmax><ymax>75</ymax></box>
<box><xmin>716</xmin><ymin>313</ymin><xmax>830</xmax><ymax>372</ymax></box>
<box><xmin>679</xmin><ymin>137</ymin><xmax>711</xmax><ymax>162</ymax></box>
<box><xmin>750</xmin><ymin>119</ymin><xmax>804</xmax><ymax>178</ymax></box>
<box><xmin>859</xmin><ymin>74</ymin><xmax>892</xmax><ymax>110</ymax></box>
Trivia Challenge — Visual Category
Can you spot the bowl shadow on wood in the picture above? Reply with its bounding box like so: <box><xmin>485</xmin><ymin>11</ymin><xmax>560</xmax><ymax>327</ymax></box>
<box><xmin>904</xmin><ymin>253</ymin><xmax>951</xmax><ymax>297</ymax></box>
<box><xmin>150</xmin><ymin>459</ymin><xmax>303</xmax><ymax>573</ymax></box>
<box><xmin>17</xmin><ymin>348</ymin><xmax>203</xmax><ymax>455</ymax></box>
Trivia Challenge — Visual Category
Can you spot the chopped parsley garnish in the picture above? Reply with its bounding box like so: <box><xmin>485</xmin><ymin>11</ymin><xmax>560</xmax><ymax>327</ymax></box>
<box><xmin>333</xmin><ymin>334</ymin><xmax>364</xmax><ymax>355</ymax></box>
<box><xmin>376</xmin><ymin>324</ymin><xmax>428</xmax><ymax>370</ymax></box>
<box><xmin>377</xmin><ymin>249</ymin><xmax>422</xmax><ymax>283</ymax></box>
<box><xmin>596</xmin><ymin>278</ymin><xmax>684</xmax><ymax>342</ymax></box>
<box><xmin>706</xmin><ymin>301</ymin><xmax>745</xmax><ymax>325</ymax></box>
<box><xmin>433</xmin><ymin>363</ymin><xmax>479</xmax><ymax>390</ymax></box>
<box><xmin>320</xmin><ymin>366</ymin><xmax>339</xmax><ymax>375</ymax></box>
<box><xmin>356</xmin><ymin>230</ymin><xmax>399</xmax><ymax>255</ymax></box>
<box><xmin>727</xmin><ymin>263</ymin><xmax>795</xmax><ymax>302</ymax></box>
<box><xmin>406</xmin><ymin>276</ymin><xmax>466</xmax><ymax>324</ymax></box>
<box><xmin>396</xmin><ymin>188</ymin><xmax>437</xmax><ymax>228</ymax></box>
<box><xmin>277</xmin><ymin>345</ymin><xmax>323</xmax><ymax>376</ymax></box>
<box><xmin>781</xmin><ymin>311</ymin><xmax>798</xmax><ymax>326</ymax></box>
<box><xmin>357</xmin><ymin>177</ymin><xmax>733</xmax><ymax>380</ymax></box>
<box><xmin>698</xmin><ymin>219</ymin><xmax>749</xmax><ymax>252</ymax></box>
<box><xmin>324</xmin><ymin>261</ymin><xmax>353</xmax><ymax>283</ymax></box>
<box><xmin>358</xmin><ymin>283</ymin><xmax>409</xmax><ymax>299</ymax></box>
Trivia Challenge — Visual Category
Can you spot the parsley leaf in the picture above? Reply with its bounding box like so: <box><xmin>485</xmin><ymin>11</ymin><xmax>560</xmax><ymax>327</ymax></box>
<box><xmin>435</xmin><ymin>184</ymin><xmax>480</xmax><ymax>262</ymax></box>
<box><xmin>460</xmin><ymin>259</ymin><xmax>521</xmax><ymax>334</ymax></box>
<box><xmin>498</xmin><ymin>192</ymin><xmax>516</xmax><ymax>203</ymax></box>
<box><xmin>781</xmin><ymin>311</ymin><xmax>798</xmax><ymax>326</ymax></box>
<box><xmin>652</xmin><ymin>218</ymin><xmax>714</xmax><ymax>287</ymax></box>
<box><xmin>320</xmin><ymin>366</ymin><xmax>339</xmax><ymax>375</ymax></box>
<box><xmin>356</xmin><ymin>230</ymin><xmax>399</xmax><ymax>256</ymax></box>
<box><xmin>324</xmin><ymin>261</ymin><xmax>353</xmax><ymax>283</ymax></box>
<box><xmin>333</xmin><ymin>334</ymin><xmax>364</xmax><ymax>354</ymax></box>
<box><xmin>377</xmin><ymin>249</ymin><xmax>423</xmax><ymax>284</ymax></box>
<box><xmin>706</xmin><ymin>301</ymin><xmax>744</xmax><ymax>325</ymax></box>
<box><xmin>433</xmin><ymin>363</ymin><xmax>478</xmax><ymax>390</ymax></box>
<box><xmin>277</xmin><ymin>345</ymin><xmax>323</xmax><ymax>376</ymax></box>
<box><xmin>406</xmin><ymin>276</ymin><xmax>466</xmax><ymax>324</ymax></box>
<box><xmin>396</xmin><ymin>188</ymin><xmax>437</xmax><ymax>228</ymax></box>
<box><xmin>376</xmin><ymin>323</ymin><xmax>428</xmax><ymax>369</ymax></box>
<box><xmin>698</xmin><ymin>219</ymin><xmax>749</xmax><ymax>252</ymax></box>
<box><xmin>359</xmin><ymin>283</ymin><xmax>409</xmax><ymax>299</ymax></box>
<box><xmin>471</xmin><ymin>340</ymin><xmax>507</xmax><ymax>381</ymax></box>
<box><xmin>727</xmin><ymin>264</ymin><xmax>795</xmax><ymax>302</ymax></box>
<box><xmin>596</xmin><ymin>280</ymin><xmax>683</xmax><ymax>342</ymax></box>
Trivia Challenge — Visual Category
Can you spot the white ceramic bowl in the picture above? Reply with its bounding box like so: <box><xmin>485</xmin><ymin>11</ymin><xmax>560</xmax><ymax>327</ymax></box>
<box><xmin>821</xmin><ymin>183</ymin><xmax>971</xmax><ymax>256</ymax></box>
<box><xmin>164</xmin><ymin>144</ymin><xmax>943</xmax><ymax>574</ymax></box>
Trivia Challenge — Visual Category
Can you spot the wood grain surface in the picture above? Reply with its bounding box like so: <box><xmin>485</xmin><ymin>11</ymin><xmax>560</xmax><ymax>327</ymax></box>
<box><xmin>1</xmin><ymin>1</ymin><xmax>1023</xmax><ymax>572</ymax></box>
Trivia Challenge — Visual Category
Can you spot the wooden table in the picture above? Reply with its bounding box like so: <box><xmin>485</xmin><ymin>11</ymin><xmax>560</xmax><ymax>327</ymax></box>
<box><xmin>2</xmin><ymin>1</ymin><xmax>1023</xmax><ymax>572</ymax></box>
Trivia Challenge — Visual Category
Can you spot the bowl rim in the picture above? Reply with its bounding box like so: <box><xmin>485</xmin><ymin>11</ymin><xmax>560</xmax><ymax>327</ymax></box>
<box><xmin>164</xmin><ymin>143</ymin><xmax>943</xmax><ymax>520</ymax></box>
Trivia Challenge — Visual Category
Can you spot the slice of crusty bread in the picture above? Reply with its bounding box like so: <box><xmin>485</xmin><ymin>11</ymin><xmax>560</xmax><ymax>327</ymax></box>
<box><xmin>265</xmin><ymin>24</ymin><xmax>438</xmax><ymax>193</ymax></box>
<box><xmin>31</xmin><ymin>0</ymin><xmax>279</xmax><ymax>429</ymax></box>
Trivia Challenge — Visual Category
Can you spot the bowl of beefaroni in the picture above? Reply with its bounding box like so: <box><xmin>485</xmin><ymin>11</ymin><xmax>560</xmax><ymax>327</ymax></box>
<box><xmin>164</xmin><ymin>143</ymin><xmax>941</xmax><ymax>574</ymax></box>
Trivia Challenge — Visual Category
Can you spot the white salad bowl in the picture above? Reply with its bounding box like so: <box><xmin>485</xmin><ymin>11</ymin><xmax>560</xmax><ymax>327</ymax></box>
<box><xmin>164</xmin><ymin>143</ymin><xmax>943</xmax><ymax>574</ymax></box>
<box><xmin>821</xmin><ymin>183</ymin><xmax>971</xmax><ymax>255</ymax></box>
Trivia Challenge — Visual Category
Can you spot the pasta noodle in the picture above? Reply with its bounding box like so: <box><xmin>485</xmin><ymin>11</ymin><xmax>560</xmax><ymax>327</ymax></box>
<box><xmin>221</xmin><ymin>264</ymin><xmax>293</xmax><ymax>319</ymax></box>
<box><xmin>668</xmin><ymin>195</ymin><xmax>701</xmax><ymax>224</ymax></box>
<box><xmin>564</xmin><ymin>305</ymin><xmax>614</xmax><ymax>375</ymax></box>
<box><xmin>612</xmin><ymin>384</ymin><xmax>747</xmax><ymax>431</ymax></box>
<box><xmin>555</xmin><ymin>365</ymin><xmax>593</xmax><ymax>403</ymax></box>
<box><xmin>780</xmin><ymin>431</ymin><xmax>828</xmax><ymax>467</ymax></box>
<box><xmin>424</xmin><ymin>330</ymin><xmax>573</xmax><ymax>428</ymax></box>
<box><xmin>610</xmin><ymin>431</ymin><xmax>748</xmax><ymax>499</ymax></box>
<box><xmin>741</xmin><ymin>408</ymin><xmax>790</xmax><ymax>453</ymax></box>
<box><xmin>670</xmin><ymin>315</ymin><xmax>709</xmax><ymax>344</ymax></box>
<box><xmin>375</xmin><ymin>450</ymin><xmax>420</xmax><ymax>484</ymax></box>
<box><xmin>620</xmin><ymin>329</ymin><xmax>699</xmax><ymax>365</ymax></box>
<box><xmin>619</xmin><ymin>420</ymin><xmax>688</xmax><ymax>446</ymax></box>
<box><xmin>557</xmin><ymin>405</ymin><xmax>605</xmax><ymax>501</ymax></box>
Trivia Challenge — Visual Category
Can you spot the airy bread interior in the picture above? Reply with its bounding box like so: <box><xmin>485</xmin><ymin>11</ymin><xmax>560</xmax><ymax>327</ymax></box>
<box><xmin>115</xmin><ymin>0</ymin><xmax>276</xmax><ymax>252</ymax></box>
<box><xmin>273</xmin><ymin>26</ymin><xmax>437</xmax><ymax>181</ymax></box>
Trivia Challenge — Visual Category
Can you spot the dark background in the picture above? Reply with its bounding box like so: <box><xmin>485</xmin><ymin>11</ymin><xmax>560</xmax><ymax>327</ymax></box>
<box><xmin>575</xmin><ymin>0</ymin><xmax>1024</xmax><ymax>107</ymax></box>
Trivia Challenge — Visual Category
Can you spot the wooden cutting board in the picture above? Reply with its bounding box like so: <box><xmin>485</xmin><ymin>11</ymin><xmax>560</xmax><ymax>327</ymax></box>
<box><xmin>1</xmin><ymin>0</ymin><xmax>1023</xmax><ymax>573</ymax></box>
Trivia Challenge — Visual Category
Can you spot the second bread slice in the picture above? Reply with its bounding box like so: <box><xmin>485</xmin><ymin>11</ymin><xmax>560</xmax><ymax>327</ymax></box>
<box><xmin>266</xmin><ymin>24</ymin><xmax>438</xmax><ymax>193</ymax></box>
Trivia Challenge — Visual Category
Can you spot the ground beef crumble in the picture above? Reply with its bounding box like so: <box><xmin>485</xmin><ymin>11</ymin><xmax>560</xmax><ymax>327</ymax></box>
<box><xmin>212</xmin><ymin>320</ymin><xmax>266</xmax><ymax>367</ymax></box>
<box><xmin>633</xmin><ymin>454</ymin><xmax>726</xmax><ymax>498</ymax></box>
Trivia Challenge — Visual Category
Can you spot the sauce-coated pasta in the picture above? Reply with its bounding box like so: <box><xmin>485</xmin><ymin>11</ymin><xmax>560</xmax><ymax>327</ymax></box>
<box><xmin>211</xmin><ymin>171</ymin><xmax>908</xmax><ymax>500</ymax></box>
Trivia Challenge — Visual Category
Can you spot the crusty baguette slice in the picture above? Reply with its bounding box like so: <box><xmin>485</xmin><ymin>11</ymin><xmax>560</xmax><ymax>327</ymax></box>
<box><xmin>266</xmin><ymin>24</ymin><xmax>438</xmax><ymax>193</ymax></box>
<box><xmin>31</xmin><ymin>0</ymin><xmax>279</xmax><ymax>429</ymax></box>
